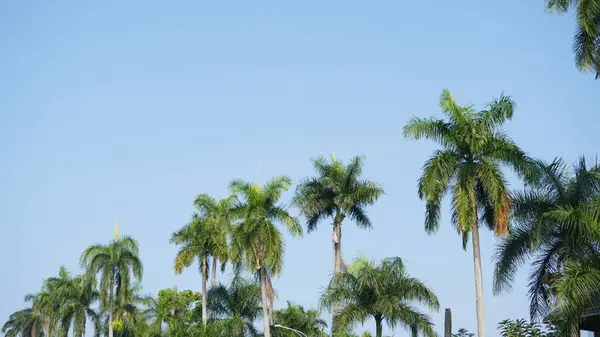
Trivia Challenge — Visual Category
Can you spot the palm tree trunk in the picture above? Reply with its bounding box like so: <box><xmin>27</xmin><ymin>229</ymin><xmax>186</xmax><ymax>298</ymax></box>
<box><xmin>211</xmin><ymin>257</ymin><xmax>217</xmax><ymax>287</ymax></box>
<box><xmin>332</xmin><ymin>219</ymin><xmax>342</xmax><ymax>333</ymax></box>
<box><xmin>375</xmin><ymin>316</ymin><xmax>383</xmax><ymax>337</ymax></box>
<box><xmin>472</xmin><ymin>212</ymin><xmax>487</xmax><ymax>337</ymax></box>
<box><xmin>201</xmin><ymin>255</ymin><xmax>208</xmax><ymax>325</ymax></box>
<box><xmin>108</xmin><ymin>279</ymin><xmax>114</xmax><ymax>337</ymax></box>
<box><xmin>444</xmin><ymin>308</ymin><xmax>452</xmax><ymax>337</ymax></box>
<box><xmin>44</xmin><ymin>320</ymin><xmax>50</xmax><ymax>337</ymax></box>
<box><xmin>259</xmin><ymin>267</ymin><xmax>271</xmax><ymax>337</ymax></box>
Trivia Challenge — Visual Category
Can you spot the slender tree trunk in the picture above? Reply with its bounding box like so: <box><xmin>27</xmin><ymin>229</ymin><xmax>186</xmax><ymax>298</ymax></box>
<box><xmin>260</xmin><ymin>267</ymin><xmax>271</xmax><ymax>337</ymax></box>
<box><xmin>472</xmin><ymin>210</ymin><xmax>487</xmax><ymax>337</ymax></box>
<box><xmin>375</xmin><ymin>316</ymin><xmax>383</xmax><ymax>337</ymax></box>
<box><xmin>332</xmin><ymin>220</ymin><xmax>342</xmax><ymax>333</ymax></box>
<box><xmin>211</xmin><ymin>257</ymin><xmax>217</xmax><ymax>287</ymax></box>
<box><xmin>201</xmin><ymin>255</ymin><xmax>208</xmax><ymax>325</ymax></box>
<box><xmin>108</xmin><ymin>279</ymin><xmax>114</xmax><ymax>337</ymax></box>
<box><xmin>444</xmin><ymin>308</ymin><xmax>452</xmax><ymax>337</ymax></box>
<box><xmin>44</xmin><ymin>320</ymin><xmax>49</xmax><ymax>337</ymax></box>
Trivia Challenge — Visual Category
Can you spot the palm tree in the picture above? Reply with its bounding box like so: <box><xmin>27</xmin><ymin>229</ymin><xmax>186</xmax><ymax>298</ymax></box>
<box><xmin>108</xmin><ymin>283</ymin><xmax>150</xmax><ymax>337</ymax></box>
<box><xmin>2</xmin><ymin>309</ymin><xmax>45</xmax><ymax>337</ymax></box>
<box><xmin>80</xmin><ymin>235</ymin><xmax>143</xmax><ymax>337</ymax></box>
<box><xmin>193</xmin><ymin>194</ymin><xmax>235</xmax><ymax>287</ymax></box>
<box><xmin>207</xmin><ymin>277</ymin><xmax>262</xmax><ymax>337</ymax></box>
<box><xmin>170</xmin><ymin>213</ymin><xmax>215</xmax><ymax>325</ymax></box>
<box><xmin>39</xmin><ymin>267</ymin><xmax>100</xmax><ymax>337</ymax></box>
<box><xmin>403</xmin><ymin>89</ymin><xmax>534</xmax><ymax>337</ymax></box>
<box><xmin>272</xmin><ymin>301</ymin><xmax>328</xmax><ymax>337</ymax></box>
<box><xmin>25</xmin><ymin>267</ymin><xmax>74</xmax><ymax>337</ymax></box>
<box><xmin>293</xmin><ymin>155</ymin><xmax>383</xmax><ymax>320</ymax></box>
<box><xmin>545</xmin><ymin>0</ymin><xmax>600</xmax><ymax>78</ymax></box>
<box><xmin>321</xmin><ymin>256</ymin><xmax>440</xmax><ymax>337</ymax></box>
<box><xmin>229</xmin><ymin>176</ymin><xmax>303</xmax><ymax>337</ymax></box>
<box><xmin>493</xmin><ymin>157</ymin><xmax>600</xmax><ymax>322</ymax></box>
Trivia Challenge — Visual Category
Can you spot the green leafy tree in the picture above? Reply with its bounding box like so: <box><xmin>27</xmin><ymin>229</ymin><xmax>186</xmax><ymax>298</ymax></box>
<box><xmin>321</xmin><ymin>256</ymin><xmax>439</xmax><ymax>337</ymax></box>
<box><xmin>207</xmin><ymin>277</ymin><xmax>262</xmax><ymax>337</ymax></box>
<box><xmin>229</xmin><ymin>176</ymin><xmax>303</xmax><ymax>337</ymax></box>
<box><xmin>272</xmin><ymin>301</ymin><xmax>328</xmax><ymax>337</ymax></box>
<box><xmin>493</xmin><ymin>157</ymin><xmax>600</xmax><ymax>322</ymax></box>
<box><xmin>80</xmin><ymin>235</ymin><xmax>143</xmax><ymax>337</ymax></box>
<box><xmin>403</xmin><ymin>89</ymin><xmax>533</xmax><ymax>337</ymax></box>
<box><xmin>2</xmin><ymin>309</ymin><xmax>45</xmax><ymax>337</ymax></box>
<box><xmin>170</xmin><ymin>213</ymin><xmax>215</xmax><ymax>325</ymax></box>
<box><xmin>453</xmin><ymin>328</ymin><xmax>475</xmax><ymax>337</ymax></box>
<box><xmin>46</xmin><ymin>267</ymin><xmax>100</xmax><ymax>337</ymax></box>
<box><xmin>105</xmin><ymin>283</ymin><xmax>149</xmax><ymax>337</ymax></box>
<box><xmin>143</xmin><ymin>287</ymin><xmax>201</xmax><ymax>337</ymax></box>
<box><xmin>545</xmin><ymin>0</ymin><xmax>600</xmax><ymax>78</ymax></box>
<box><xmin>497</xmin><ymin>319</ymin><xmax>556</xmax><ymax>337</ymax></box>
<box><xmin>192</xmin><ymin>194</ymin><xmax>235</xmax><ymax>287</ymax></box>
<box><xmin>293</xmin><ymin>155</ymin><xmax>383</xmax><ymax>276</ymax></box>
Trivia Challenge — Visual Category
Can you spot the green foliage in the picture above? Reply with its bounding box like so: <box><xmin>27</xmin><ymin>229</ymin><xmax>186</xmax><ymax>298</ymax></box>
<box><xmin>452</xmin><ymin>328</ymin><xmax>474</xmax><ymax>337</ymax></box>
<box><xmin>404</xmin><ymin>89</ymin><xmax>534</xmax><ymax>337</ymax></box>
<box><xmin>228</xmin><ymin>175</ymin><xmax>302</xmax><ymax>337</ymax></box>
<box><xmin>545</xmin><ymin>0</ymin><xmax>600</xmax><ymax>78</ymax></box>
<box><xmin>293</xmin><ymin>154</ymin><xmax>384</xmax><ymax>233</ymax></box>
<box><xmin>22</xmin><ymin>266</ymin><xmax>100</xmax><ymax>337</ymax></box>
<box><xmin>321</xmin><ymin>256</ymin><xmax>439</xmax><ymax>337</ymax></box>
<box><xmin>80</xmin><ymin>236</ymin><xmax>144</xmax><ymax>311</ymax></box>
<box><xmin>404</xmin><ymin>89</ymin><xmax>533</xmax><ymax>244</ymax></box>
<box><xmin>1</xmin><ymin>309</ymin><xmax>45</xmax><ymax>337</ymax></box>
<box><xmin>497</xmin><ymin>319</ymin><xmax>557</xmax><ymax>337</ymax></box>
<box><xmin>272</xmin><ymin>301</ymin><xmax>328</xmax><ymax>337</ymax></box>
<box><xmin>207</xmin><ymin>277</ymin><xmax>262</xmax><ymax>337</ymax></box>
<box><xmin>493</xmin><ymin>157</ymin><xmax>600</xmax><ymax>322</ymax></box>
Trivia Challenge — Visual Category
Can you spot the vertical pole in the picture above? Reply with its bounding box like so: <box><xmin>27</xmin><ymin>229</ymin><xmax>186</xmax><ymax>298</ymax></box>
<box><xmin>445</xmin><ymin>308</ymin><xmax>452</xmax><ymax>337</ymax></box>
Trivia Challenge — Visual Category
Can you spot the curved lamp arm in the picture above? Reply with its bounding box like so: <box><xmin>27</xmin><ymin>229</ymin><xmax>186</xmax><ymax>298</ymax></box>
<box><xmin>273</xmin><ymin>324</ymin><xmax>309</xmax><ymax>337</ymax></box>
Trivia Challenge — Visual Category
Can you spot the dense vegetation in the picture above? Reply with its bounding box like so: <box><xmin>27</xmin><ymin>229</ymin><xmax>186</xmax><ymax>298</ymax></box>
<box><xmin>3</xmin><ymin>89</ymin><xmax>598</xmax><ymax>337</ymax></box>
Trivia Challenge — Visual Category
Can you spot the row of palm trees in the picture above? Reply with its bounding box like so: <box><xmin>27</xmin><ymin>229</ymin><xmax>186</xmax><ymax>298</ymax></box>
<box><xmin>4</xmin><ymin>89</ymin><xmax>600</xmax><ymax>337</ymax></box>
<box><xmin>169</xmin><ymin>158</ymin><xmax>387</xmax><ymax>336</ymax></box>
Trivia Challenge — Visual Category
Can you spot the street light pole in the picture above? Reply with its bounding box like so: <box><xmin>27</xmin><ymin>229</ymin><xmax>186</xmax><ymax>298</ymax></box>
<box><xmin>273</xmin><ymin>324</ymin><xmax>309</xmax><ymax>337</ymax></box>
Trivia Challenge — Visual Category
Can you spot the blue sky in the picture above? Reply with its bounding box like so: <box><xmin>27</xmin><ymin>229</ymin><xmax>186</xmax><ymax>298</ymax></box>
<box><xmin>0</xmin><ymin>0</ymin><xmax>597</xmax><ymax>335</ymax></box>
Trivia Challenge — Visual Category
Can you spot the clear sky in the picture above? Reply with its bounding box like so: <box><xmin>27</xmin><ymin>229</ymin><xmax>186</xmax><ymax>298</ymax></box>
<box><xmin>0</xmin><ymin>1</ymin><xmax>597</xmax><ymax>336</ymax></box>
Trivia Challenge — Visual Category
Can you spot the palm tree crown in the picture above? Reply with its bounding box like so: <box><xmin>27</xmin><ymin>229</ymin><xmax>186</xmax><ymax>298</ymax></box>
<box><xmin>272</xmin><ymin>301</ymin><xmax>328</xmax><ymax>337</ymax></box>
<box><xmin>193</xmin><ymin>194</ymin><xmax>235</xmax><ymax>286</ymax></box>
<box><xmin>228</xmin><ymin>175</ymin><xmax>302</xmax><ymax>337</ymax></box>
<box><xmin>321</xmin><ymin>256</ymin><xmax>439</xmax><ymax>337</ymax></box>
<box><xmin>2</xmin><ymin>309</ymin><xmax>45</xmax><ymax>337</ymax></box>
<box><xmin>546</xmin><ymin>0</ymin><xmax>600</xmax><ymax>78</ymax></box>
<box><xmin>494</xmin><ymin>157</ymin><xmax>600</xmax><ymax>322</ymax></box>
<box><xmin>293</xmin><ymin>155</ymin><xmax>383</xmax><ymax>303</ymax></box>
<box><xmin>208</xmin><ymin>277</ymin><xmax>262</xmax><ymax>337</ymax></box>
<box><xmin>403</xmin><ymin>89</ymin><xmax>534</xmax><ymax>337</ymax></box>
<box><xmin>80</xmin><ymin>236</ymin><xmax>143</xmax><ymax>337</ymax></box>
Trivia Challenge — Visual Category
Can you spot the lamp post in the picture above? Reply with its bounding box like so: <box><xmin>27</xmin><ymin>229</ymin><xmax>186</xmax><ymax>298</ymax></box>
<box><xmin>273</xmin><ymin>324</ymin><xmax>308</xmax><ymax>337</ymax></box>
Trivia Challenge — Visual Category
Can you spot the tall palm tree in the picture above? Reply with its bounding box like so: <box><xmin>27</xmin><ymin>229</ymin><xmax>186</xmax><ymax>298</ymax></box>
<box><xmin>229</xmin><ymin>176</ymin><xmax>303</xmax><ymax>337</ymax></box>
<box><xmin>493</xmin><ymin>157</ymin><xmax>600</xmax><ymax>325</ymax></box>
<box><xmin>403</xmin><ymin>89</ymin><xmax>534</xmax><ymax>337</ymax></box>
<box><xmin>208</xmin><ymin>277</ymin><xmax>262</xmax><ymax>337</ymax></box>
<box><xmin>193</xmin><ymin>194</ymin><xmax>235</xmax><ymax>287</ymax></box>
<box><xmin>61</xmin><ymin>275</ymin><xmax>100</xmax><ymax>337</ymax></box>
<box><xmin>272</xmin><ymin>301</ymin><xmax>328</xmax><ymax>337</ymax></box>
<box><xmin>321</xmin><ymin>256</ymin><xmax>439</xmax><ymax>337</ymax></box>
<box><xmin>25</xmin><ymin>267</ymin><xmax>73</xmax><ymax>337</ymax></box>
<box><xmin>293</xmin><ymin>155</ymin><xmax>383</xmax><ymax>283</ymax></box>
<box><xmin>2</xmin><ymin>309</ymin><xmax>45</xmax><ymax>337</ymax></box>
<box><xmin>170</xmin><ymin>213</ymin><xmax>214</xmax><ymax>325</ymax></box>
<box><xmin>80</xmin><ymin>235</ymin><xmax>143</xmax><ymax>337</ymax></box>
<box><xmin>545</xmin><ymin>0</ymin><xmax>600</xmax><ymax>78</ymax></box>
<box><xmin>37</xmin><ymin>267</ymin><xmax>100</xmax><ymax>337</ymax></box>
